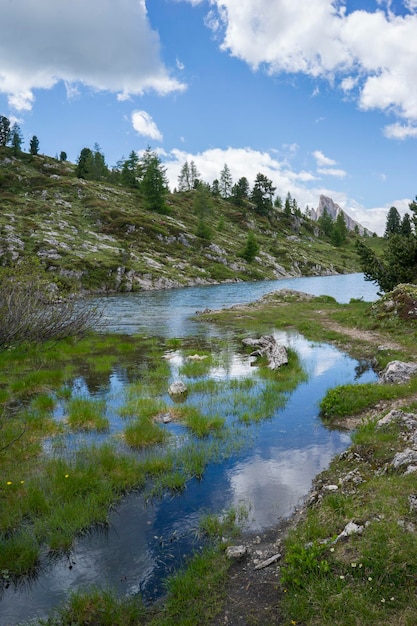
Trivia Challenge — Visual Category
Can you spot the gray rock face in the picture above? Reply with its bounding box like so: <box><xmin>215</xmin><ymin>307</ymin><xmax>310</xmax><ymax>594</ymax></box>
<box><xmin>379</xmin><ymin>361</ymin><xmax>417</xmax><ymax>384</ymax></box>
<box><xmin>310</xmin><ymin>195</ymin><xmax>370</xmax><ymax>235</ymax></box>
<box><xmin>242</xmin><ymin>335</ymin><xmax>288</xmax><ymax>370</ymax></box>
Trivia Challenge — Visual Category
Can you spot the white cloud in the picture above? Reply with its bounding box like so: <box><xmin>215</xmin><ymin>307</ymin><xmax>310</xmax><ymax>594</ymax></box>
<box><xmin>317</xmin><ymin>167</ymin><xmax>347</xmax><ymax>178</ymax></box>
<box><xmin>383</xmin><ymin>122</ymin><xmax>417</xmax><ymax>139</ymax></box>
<box><xmin>313</xmin><ymin>150</ymin><xmax>337</xmax><ymax>167</ymax></box>
<box><xmin>0</xmin><ymin>0</ymin><xmax>185</xmax><ymax>111</ymax></box>
<box><xmin>131</xmin><ymin>111</ymin><xmax>163</xmax><ymax>141</ymax></box>
<box><xmin>187</xmin><ymin>0</ymin><xmax>417</xmax><ymax>132</ymax></box>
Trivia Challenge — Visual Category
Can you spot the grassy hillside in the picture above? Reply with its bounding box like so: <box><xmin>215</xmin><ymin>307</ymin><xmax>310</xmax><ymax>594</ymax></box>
<box><xmin>0</xmin><ymin>147</ymin><xmax>366</xmax><ymax>293</ymax></box>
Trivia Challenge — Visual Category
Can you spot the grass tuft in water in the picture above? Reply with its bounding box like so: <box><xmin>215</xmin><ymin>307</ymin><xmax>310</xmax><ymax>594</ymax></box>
<box><xmin>66</xmin><ymin>397</ymin><xmax>109</xmax><ymax>432</ymax></box>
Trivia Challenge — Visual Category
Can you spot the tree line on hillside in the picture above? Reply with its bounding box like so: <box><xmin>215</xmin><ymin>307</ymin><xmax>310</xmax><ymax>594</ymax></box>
<box><xmin>0</xmin><ymin>114</ymin><xmax>67</xmax><ymax>161</ymax></box>
<box><xmin>0</xmin><ymin>113</ymin><xmax>362</xmax><ymax>250</ymax></box>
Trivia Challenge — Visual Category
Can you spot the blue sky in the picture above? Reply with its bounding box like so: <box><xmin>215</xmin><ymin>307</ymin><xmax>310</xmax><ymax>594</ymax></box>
<box><xmin>1</xmin><ymin>0</ymin><xmax>417</xmax><ymax>234</ymax></box>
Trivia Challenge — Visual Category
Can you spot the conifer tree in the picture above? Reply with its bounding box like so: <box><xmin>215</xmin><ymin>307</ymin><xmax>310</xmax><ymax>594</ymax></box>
<box><xmin>29</xmin><ymin>135</ymin><xmax>40</xmax><ymax>155</ymax></box>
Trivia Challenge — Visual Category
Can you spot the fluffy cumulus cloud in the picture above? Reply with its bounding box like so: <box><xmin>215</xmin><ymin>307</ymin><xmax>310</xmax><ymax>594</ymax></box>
<box><xmin>187</xmin><ymin>0</ymin><xmax>417</xmax><ymax>137</ymax></box>
<box><xmin>131</xmin><ymin>111</ymin><xmax>163</xmax><ymax>141</ymax></box>
<box><xmin>313</xmin><ymin>150</ymin><xmax>347</xmax><ymax>178</ymax></box>
<box><xmin>0</xmin><ymin>0</ymin><xmax>185</xmax><ymax>110</ymax></box>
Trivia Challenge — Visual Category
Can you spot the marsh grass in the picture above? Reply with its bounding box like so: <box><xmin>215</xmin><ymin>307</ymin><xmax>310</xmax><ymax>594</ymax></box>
<box><xmin>66</xmin><ymin>397</ymin><xmax>108</xmax><ymax>431</ymax></box>
<box><xmin>123</xmin><ymin>416</ymin><xmax>168</xmax><ymax>448</ymax></box>
<box><xmin>39</xmin><ymin>587</ymin><xmax>146</xmax><ymax>626</ymax></box>
<box><xmin>119</xmin><ymin>396</ymin><xmax>169</xmax><ymax>420</ymax></box>
<box><xmin>173</xmin><ymin>405</ymin><xmax>225</xmax><ymax>437</ymax></box>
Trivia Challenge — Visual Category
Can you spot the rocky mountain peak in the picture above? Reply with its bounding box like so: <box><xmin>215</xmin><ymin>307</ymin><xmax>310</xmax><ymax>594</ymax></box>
<box><xmin>310</xmin><ymin>194</ymin><xmax>370</xmax><ymax>235</ymax></box>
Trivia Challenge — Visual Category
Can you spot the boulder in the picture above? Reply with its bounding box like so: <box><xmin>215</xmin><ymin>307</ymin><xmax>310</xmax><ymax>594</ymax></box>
<box><xmin>242</xmin><ymin>335</ymin><xmax>288</xmax><ymax>370</ymax></box>
<box><xmin>168</xmin><ymin>381</ymin><xmax>188</xmax><ymax>396</ymax></box>
<box><xmin>379</xmin><ymin>361</ymin><xmax>417</xmax><ymax>384</ymax></box>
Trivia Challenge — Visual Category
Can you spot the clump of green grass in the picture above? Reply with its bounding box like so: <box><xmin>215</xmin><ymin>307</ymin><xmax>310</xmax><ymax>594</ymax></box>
<box><xmin>66</xmin><ymin>397</ymin><xmax>108</xmax><ymax>431</ymax></box>
<box><xmin>40</xmin><ymin>587</ymin><xmax>146</xmax><ymax>626</ymax></box>
<box><xmin>320</xmin><ymin>376</ymin><xmax>417</xmax><ymax>420</ymax></box>
<box><xmin>173</xmin><ymin>405</ymin><xmax>225</xmax><ymax>437</ymax></box>
<box><xmin>123</xmin><ymin>417</ymin><xmax>168</xmax><ymax>448</ymax></box>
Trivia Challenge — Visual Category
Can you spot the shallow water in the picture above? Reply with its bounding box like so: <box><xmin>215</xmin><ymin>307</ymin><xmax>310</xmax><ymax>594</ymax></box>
<box><xmin>0</xmin><ymin>274</ymin><xmax>379</xmax><ymax>625</ymax></box>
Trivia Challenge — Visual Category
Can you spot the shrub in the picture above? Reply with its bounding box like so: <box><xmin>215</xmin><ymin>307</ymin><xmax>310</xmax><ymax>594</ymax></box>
<box><xmin>0</xmin><ymin>263</ymin><xmax>101</xmax><ymax>349</ymax></box>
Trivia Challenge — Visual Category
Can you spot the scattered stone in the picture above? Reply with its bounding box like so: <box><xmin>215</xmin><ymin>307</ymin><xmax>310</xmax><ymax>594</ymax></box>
<box><xmin>254</xmin><ymin>553</ymin><xmax>281</xmax><ymax>570</ymax></box>
<box><xmin>226</xmin><ymin>545</ymin><xmax>247</xmax><ymax>560</ymax></box>
<box><xmin>334</xmin><ymin>521</ymin><xmax>364</xmax><ymax>543</ymax></box>
<box><xmin>323</xmin><ymin>484</ymin><xmax>339</xmax><ymax>491</ymax></box>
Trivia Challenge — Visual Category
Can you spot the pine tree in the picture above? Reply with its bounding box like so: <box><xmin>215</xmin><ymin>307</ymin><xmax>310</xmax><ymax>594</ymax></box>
<box><xmin>241</xmin><ymin>231</ymin><xmax>259</xmax><ymax>262</ymax></box>
<box><xmin>219</xmin><ymin>163</ymin><xmax>233</xmax><ymax>198</ymax></box>
<box><xmin>76</xmin><ymin>148</ymin><xmax>94</xmax><ymax>179</ymax></box>
<box><xmin>29</xmin><ymin>135</ymin><xmax>40</xmax><ymax>155</ymax></box>
<box><xmin>231</xmin><ymin>177</ymin><xmax>249</xmax><ymax>206</ymax></box>
<box><xmin>0</xmin><ymin>115</ymin><xmax>10</xmax><ymax>146</ymax></box>
<box><xmin>10</xmin><ymin>123</ymin><xmax>23</xmax><ymax>155</ymax></box>
<box><xmin>251</xmin><ymin>173</ymin><xmax>276</xmax><ymax>216</ymax></box>
<box><xmin>384</xmin><ymin>206</ymin><xmax>401</xmax><ymax>238</ymax></box>
<box><xmin>178</xmin><ymin>161</ymin><xmax>191</xmax><ymax>191</ymax></box>
<box><xmin>140</xmin><ymin>147</ymin><xmax>169</xmax><ymax>214</ymax></box>
<box><xmin>401</xmin><ymin>213</ymin><xmax>413</xmax><ymax>237</ymax></box>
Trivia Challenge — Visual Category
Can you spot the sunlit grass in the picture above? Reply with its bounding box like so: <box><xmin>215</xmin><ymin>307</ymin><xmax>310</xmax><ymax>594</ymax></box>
<box><xmin>66</xmin><ymin>397</ymin><xmax>108</xmax><ymax>431</ymax></box>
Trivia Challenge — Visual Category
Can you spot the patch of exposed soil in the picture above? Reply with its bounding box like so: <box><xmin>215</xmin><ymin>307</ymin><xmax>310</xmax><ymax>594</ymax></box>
<box><xmin>315</xmin><ymin>313</ymin><xmax>404</xmax><ymax>352</ymax></box>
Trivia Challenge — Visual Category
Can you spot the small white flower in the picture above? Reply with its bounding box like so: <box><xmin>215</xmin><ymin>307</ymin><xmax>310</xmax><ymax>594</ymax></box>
<box><xmin>339</xmin><ymin>575</ymin><xmax>345</xmax><ymax>580</ymax></box>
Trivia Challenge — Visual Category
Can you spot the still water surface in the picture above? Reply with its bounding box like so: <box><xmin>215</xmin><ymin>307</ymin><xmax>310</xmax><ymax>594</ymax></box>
<box><xmin>0</xmin><ymin>274</ymin><xmax>379</xmax><ymax>625</ymax></box>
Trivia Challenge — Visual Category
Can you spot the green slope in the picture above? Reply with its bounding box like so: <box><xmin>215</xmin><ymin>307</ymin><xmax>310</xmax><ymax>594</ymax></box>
<box><xmin>0</xmin><ymin>147</ymin><xmax>364</xmax><ymax>293</ymax></box>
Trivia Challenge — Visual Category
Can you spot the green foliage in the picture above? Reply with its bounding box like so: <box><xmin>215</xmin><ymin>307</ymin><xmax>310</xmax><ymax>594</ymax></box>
<box><xmin>241</xmin><ymin>230</ymin><xmax>259</xmax><ymax>262</ymax></box>
<box><xmin>384</xmin><ymin>206</ymin><xmax>401</xmax><ymax>237</ymax></box>
<box><xmin>219</xmin><ymin>163</ymin><xmax>233</xmax><ymax>198</ymax></box>
<box><xmin>10</xmin><ymin>122</ymin><xmax>23</xmax><ymax>155</ymax></box>
<box><xmin>0</xmin><ymin>115</ymin><xmax>10</xmax><ymax>146</ymax></box>
<box><xmin>196</xmin><ymin>218</ymin><xmax>212</xmax><ymax>240</ymax></box>
<box><xmin>357</xmin><ymin>235</ymin><xmax>417</xmax><ymax>292</ymax></box>
<box><xmin>140</xmin><ymin>146</ymin><xmax>170</xmax><ymax>213</ymax></box>
<box><xmin>29</xmin><ymin>135</ymin><xmax>40</xmax><ymax>156</ymax></box>
<box><xmin>251</xmin><ymin>172</ymin><xmax>276</xmax><ymax>216</ymax></box>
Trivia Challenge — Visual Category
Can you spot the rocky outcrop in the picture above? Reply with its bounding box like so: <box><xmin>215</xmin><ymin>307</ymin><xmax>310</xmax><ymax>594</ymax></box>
<box><xmin>242</xmin><ymin>335</ymin><xmax>288</xmax><ymax>370</ymax></box>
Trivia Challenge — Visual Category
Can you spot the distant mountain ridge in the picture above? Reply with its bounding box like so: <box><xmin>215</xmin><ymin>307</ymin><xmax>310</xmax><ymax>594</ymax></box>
<box><xmin>310</xmin><ymin>195</ymin><xmax>371</xmax><ymax>236</ymax></box>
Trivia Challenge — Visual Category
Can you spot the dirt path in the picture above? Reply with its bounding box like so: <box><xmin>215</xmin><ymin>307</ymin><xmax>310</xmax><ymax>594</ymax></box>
<box><xmin>315</xmin><ymin>311</ymin><xmax>405</xmax><ymax>352</ymax></box>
